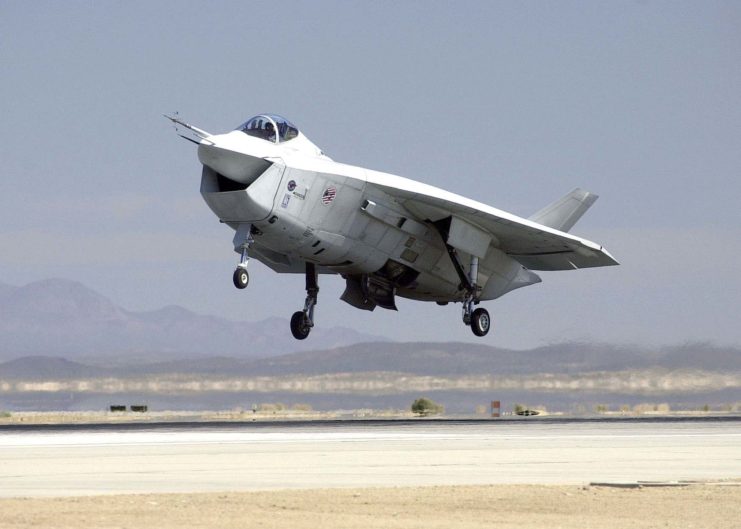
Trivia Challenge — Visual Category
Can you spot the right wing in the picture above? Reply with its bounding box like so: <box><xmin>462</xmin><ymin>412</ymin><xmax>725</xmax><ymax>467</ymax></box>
<box><xmin>364</xmin><ymin>170</ymin><xmax>618</xmax><ymax>271</ymax></box>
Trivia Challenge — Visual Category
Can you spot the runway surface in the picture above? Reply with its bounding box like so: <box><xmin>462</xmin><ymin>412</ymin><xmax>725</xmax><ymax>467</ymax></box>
<box><xmin>1</xmin><ymin>418</ymin><xmax>739</xmax><ymax>497</ymax></box>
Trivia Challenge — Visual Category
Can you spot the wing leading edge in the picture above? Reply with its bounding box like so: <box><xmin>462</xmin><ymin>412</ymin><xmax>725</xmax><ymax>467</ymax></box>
<box><xmin>364</xmin><ymin>171</ymin><xmax>618</xmax><ymax>271</ymax></box>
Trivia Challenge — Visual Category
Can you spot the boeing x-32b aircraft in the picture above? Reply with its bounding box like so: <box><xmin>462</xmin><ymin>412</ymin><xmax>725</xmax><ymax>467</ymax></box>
<box><xmin>167</xmin><ymin>114</ymin><xmax>618</xmax><ymax>340</ymax></box>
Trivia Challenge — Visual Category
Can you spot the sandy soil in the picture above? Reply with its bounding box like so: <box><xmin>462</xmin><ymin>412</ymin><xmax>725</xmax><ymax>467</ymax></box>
<box><xmin>0</xmin><ymin>410</ymin><xmax>434</xmax><ymax>425</ymax></box>
<box><xmin>1</xmin><ymin>410</ymin><xmax>732</xmax><ymax>426</ymax></box>
<box><xmin>1</xmin><ymin>484</ymin><xmax>739</xmax><ymax>529</ymax></box>
<box><xmin>0</xmin><ymin>410</ymin><xmax>343</xmax><ymax>425</ymax></box>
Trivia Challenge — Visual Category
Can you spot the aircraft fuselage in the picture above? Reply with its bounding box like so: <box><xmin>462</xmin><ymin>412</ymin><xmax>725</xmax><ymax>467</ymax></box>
<box><xmin>199</xmin><ymin>132</ymin><xmax>538</xmax><ymax>309</ymax></box>
<box><xmin>167</xmin><ymin>113</ymin><xmax>616</xmax><ymax>338</ymax></box>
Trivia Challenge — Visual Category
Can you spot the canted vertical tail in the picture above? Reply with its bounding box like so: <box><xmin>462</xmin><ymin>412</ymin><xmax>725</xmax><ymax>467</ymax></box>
<box><xmin>528</xmin><ymin>188</ymin><xmax>599</xmax><ymax>233</ymax></box>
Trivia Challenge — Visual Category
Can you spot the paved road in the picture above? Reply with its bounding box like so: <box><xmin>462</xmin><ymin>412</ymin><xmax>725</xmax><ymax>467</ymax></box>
<box><xmin>1</xmin><ymin>419</ymin><xmax>739</xmax><ymax>497</ymax></box>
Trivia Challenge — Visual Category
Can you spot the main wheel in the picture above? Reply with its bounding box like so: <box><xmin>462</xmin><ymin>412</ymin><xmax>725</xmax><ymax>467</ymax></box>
<box><xmin>233</xmin><ymin>268</ymin><xmax>249</xmax><ymax>289</ymax></box>
<box><xmin>470</xmin><ymin>307</ymin><xmax>491</xmax><ymax>337</ymax></box>
<box><xmin>290</xmin><ymin>311</ymin><xmax>311</xmax><ymax>340</ymax></box>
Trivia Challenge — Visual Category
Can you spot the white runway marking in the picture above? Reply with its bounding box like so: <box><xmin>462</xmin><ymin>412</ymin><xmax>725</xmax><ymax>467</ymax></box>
<box><xmin>0</xmin><ymin>420</ymin><xmax>739</xmax><ymax>497</ymax></box>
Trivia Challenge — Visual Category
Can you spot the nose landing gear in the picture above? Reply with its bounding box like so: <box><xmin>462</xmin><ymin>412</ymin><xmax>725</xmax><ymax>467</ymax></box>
<box><xmin>232</xmin><ymin>223</ymin><xmax>254</xmax><ymax>290</ymax></box>
<box><xmin>290</xmin><ymin>262</ymin><xmax>319</xmax><ymax>340</ymax></box>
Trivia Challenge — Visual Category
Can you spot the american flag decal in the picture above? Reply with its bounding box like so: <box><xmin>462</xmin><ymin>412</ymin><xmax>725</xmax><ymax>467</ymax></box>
<box><xmin>321</xmin><ymin>186</ymin><xmax>337</xmax><ymax>205</ymax></box>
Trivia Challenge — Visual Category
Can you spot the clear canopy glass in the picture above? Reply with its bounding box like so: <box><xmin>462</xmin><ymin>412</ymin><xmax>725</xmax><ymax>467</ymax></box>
<box><xmin>236</xmin><ymin>114</ymin><xmax>299</xmax><ymax>144</ymax></box>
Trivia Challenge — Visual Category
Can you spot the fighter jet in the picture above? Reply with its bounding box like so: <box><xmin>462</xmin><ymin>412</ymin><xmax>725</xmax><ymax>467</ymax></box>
<box><xmin>167</xmin><ymin>114</ymin><xmax>618</xmax><ymax>340</ymax></box>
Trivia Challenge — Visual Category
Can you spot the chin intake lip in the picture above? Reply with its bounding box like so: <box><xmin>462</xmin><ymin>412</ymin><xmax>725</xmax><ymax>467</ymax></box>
<box><xmin>197</xmin><ymin>142</ymin><xmax>273</xmax><ymax>185</ymax></box>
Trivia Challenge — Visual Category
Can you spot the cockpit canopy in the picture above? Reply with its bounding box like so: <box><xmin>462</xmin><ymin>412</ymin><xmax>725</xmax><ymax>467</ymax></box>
<box><xmin>236</xmin><ymin>114</ymin><xmax>299</xmax><ymax>144</ymax></box>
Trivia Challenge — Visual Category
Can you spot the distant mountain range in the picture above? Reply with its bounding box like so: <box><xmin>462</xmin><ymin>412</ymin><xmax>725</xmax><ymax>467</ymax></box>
<box><xmin>3</xmin><ymin>279</ymin><xmax>738</xmax><ymax>413</ymax></box>
<box><xmin>1</xmin><ymin>341</ymin><xmax>738</xmax><ymax>380</ymax></box>
<box><xmin>225</xmin><ymin>341</ymin><xmax>741</xmax><ymax>376</ymax></box>
<box><xmin>0</xmin><ymin>279</ymin><xmax>385</xmax><ymax>362</ymax></box>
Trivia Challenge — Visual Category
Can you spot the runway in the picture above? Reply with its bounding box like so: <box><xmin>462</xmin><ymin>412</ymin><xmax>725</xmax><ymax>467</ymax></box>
<box><xmin>1</xmin><ymin>418</ymin><xmax>739</xmax><ymax>498</ymax></box>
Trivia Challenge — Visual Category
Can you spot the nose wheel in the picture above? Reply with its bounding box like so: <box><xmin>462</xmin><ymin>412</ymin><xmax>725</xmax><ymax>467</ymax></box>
<box><xmin>233</xmin><ymin>268</ymin><xmax>249</xmax><ymax>289</ymax></box>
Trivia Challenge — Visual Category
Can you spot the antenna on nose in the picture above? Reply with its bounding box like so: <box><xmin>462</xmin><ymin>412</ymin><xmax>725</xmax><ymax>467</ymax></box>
<box><xmin>164</xmin><ymin>112</ymin><xmax>214</xmax><ymax>145</ymax></box>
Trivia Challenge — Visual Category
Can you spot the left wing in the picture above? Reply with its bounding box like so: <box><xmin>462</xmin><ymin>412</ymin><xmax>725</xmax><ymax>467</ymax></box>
<box><xmin>364</xmin><ymin>170</ymin><xmax>618</xmax><ymax>271</ymax></box>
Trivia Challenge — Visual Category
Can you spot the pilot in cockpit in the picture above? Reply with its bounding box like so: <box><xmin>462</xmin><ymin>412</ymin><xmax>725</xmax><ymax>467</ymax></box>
<box><xmin>237</xmin><ymin>115</ymin><xmax>300</xmax><ymax>144</ymax></box>
<box><xmin>264</xmin><ymin>122</ymin><xmax>275</xmax><ymax>142</ymax></box>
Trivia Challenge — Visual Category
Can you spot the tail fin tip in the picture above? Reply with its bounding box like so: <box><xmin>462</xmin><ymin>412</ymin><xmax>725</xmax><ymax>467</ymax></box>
<box><xmin>528</xmin><ymin>188</ymin><xmax>599</xmax><ymax>232</ymax></box>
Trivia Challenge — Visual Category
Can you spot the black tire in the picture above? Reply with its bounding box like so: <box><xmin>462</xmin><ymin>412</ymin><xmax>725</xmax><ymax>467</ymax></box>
<box><xmin>233</xmin><ymin>268</ymin><xmax>249</xmax><ymax>289</ymax></box>
<box><xmin>290</xmin><ymin>311</ymin><xmax>311</xmax><ymax>340</ymax></box>
<box><xmin>471</xmin><ymin>307</ymin><xmax>491</xmax><ymax>337</ymax></box>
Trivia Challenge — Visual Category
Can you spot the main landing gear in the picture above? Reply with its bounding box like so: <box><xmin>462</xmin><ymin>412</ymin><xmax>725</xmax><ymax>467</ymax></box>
<box><xmin>444</xmin><ymin>245</ymin><xmax>492</xmax><ymax>337</ymax></box>
<box><xmin>467</xmin><ymin>305</ymin><xmax>491</xmax><ymax>337</ymax></box>
<box><xmin>462</xmin><ymin>293</ymin><xmax>491</xmax><ymax>337</ymax></box>
<box><xmin>290</xmin><ymin>262</ymin><xmax>318</xmax><ymax>340</ymax></box>
<box><xmin>462</xmin><ymin>255</ymin><xmax>491</xmax><ymax>337</ymax></box>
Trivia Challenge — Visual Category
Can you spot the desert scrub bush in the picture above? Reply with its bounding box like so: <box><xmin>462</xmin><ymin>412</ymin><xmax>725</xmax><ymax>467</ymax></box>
<box><xmin>411</xmin><ymin>397</ymin><xmax>444</xmax><ymax>416</ymax></box>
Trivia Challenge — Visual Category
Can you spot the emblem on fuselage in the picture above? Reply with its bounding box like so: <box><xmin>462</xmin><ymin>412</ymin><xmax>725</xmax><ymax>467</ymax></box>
<box><xmin>287</xmin><ymin>180</ymin><xmax>297</xmax><ymax>192</ymax></box>
<box><xmin>321</xmin><ymin>186</ymin><xmax>337</xmax><ymax>205</ymax></box>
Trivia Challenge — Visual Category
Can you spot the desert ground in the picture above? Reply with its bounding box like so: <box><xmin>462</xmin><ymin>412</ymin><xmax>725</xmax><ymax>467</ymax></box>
<box><xmin>1</xmin><ymin>484</ymin><xmax>739</xmax><ymax>529</ymax></box>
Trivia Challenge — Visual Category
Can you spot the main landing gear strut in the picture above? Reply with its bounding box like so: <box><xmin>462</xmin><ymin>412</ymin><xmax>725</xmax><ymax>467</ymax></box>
<box><xmin>290</xmin><ymin>262</ymin><xmax>318</xmax><ymax>340</ymax></box>
<box><xmin>444</xmin><ymin>244</ymin><xmax>491</xmax><ymax>337</ymax></box>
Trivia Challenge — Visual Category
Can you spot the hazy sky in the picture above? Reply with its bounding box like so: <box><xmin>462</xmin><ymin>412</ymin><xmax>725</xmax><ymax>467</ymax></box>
<box><xmin>1</xmin><ymin>1</ymin><xmax>739</xmax><ymax>349</ymax></box>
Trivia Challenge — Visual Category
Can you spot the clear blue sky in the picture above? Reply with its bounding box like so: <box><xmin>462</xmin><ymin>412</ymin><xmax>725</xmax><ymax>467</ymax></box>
<box><xmin>1</xmin><ymin>1</ymin><xmax>739</xmax><ymax>348</ymax></box>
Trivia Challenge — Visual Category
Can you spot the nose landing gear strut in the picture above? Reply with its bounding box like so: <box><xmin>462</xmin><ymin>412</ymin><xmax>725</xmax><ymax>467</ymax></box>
<box><xmin>232</xmin><ymin>223</ymin><xmax>254</xmax><ymax>289</ymax></box>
